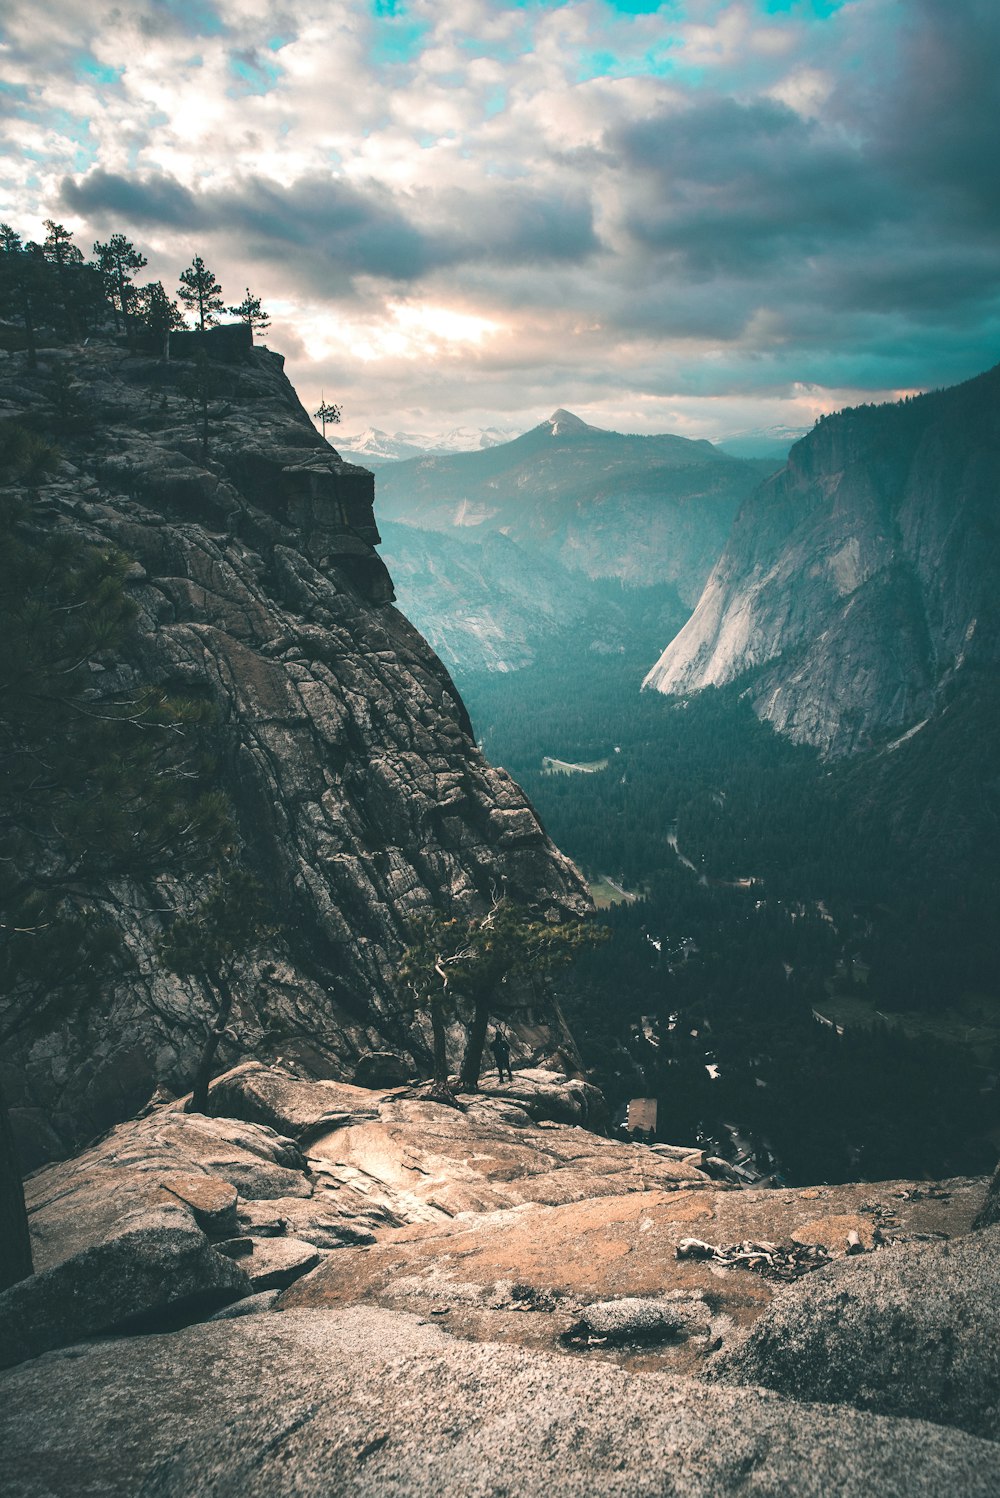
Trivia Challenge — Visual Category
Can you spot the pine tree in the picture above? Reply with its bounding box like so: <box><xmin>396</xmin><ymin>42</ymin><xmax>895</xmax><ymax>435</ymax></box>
<box><xmin>399</xmin><ymin>895</ymin><xmax>606</xmax><ymax>1099</ymax></box>
<box><xmin>313</xmin><ymin>397</ymin><xmax>342</xmax><ymax>439</ymax></box>
<box><xmin>93</xmin><ymin>234</ymin><xmax>147</xmax><ymax>346</ymax></box>
<box><xmin>177</xmin><ymin>255</ymin><xmax>225</xmax><ymax>332</ymax></box>
<box><xmin>41</xmin><ymin>221</ymin><xmax>85</xmax><ymax>338</ymax></box>
<box><xmin>137</xmin><ymin>280</ymin><xmax>186</xmax><ymax>355</ymax></box>
<box><xmin>227</xmin><ymin>287</ymin><xmax>270</xmax><ymax>339</ymax></box>
<box><xmin>0</xmin><ymin>225</ymin><xmax>41</xmax><ymax>368</ymax></box>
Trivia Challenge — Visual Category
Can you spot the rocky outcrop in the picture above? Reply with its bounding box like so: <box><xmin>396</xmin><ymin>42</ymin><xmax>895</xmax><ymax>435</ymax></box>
<box><xmin>5</xmin><ymin>1307</ymin><xmax>1000</xmax><ymax>1498</ymax></box>
<box><xmin>0</xmin><ymin>341</ymin><xmax>590</xmax><ymax>1163</ymax></box>
<box><xmin>644</xmin><ymin>365</ymin><xmax>1000</xmax><ymax>755</ymax></box>
<box><xmin>713</xmin><ymin>1225</ymin><xmax>1000</xmax><ymax>1440</ymax></box>
<box><xmin>2</xmin><ymin>1068</ymin><xmax>996</xmax><ymax>1494</ymax></box>
<box><xmin>0</xmin><ymin>1202</ymin><xmax>250</xmax><ymax>1369</ymax></box>
<box><xmin>3</xmin><ymin>1064</ymin><xmax>711</xmax><ymax>1369</ymax></box>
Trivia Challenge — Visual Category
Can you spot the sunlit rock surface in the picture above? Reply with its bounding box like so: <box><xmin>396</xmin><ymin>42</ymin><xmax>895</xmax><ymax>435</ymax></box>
<box><xmin>645</xmin><ymin>365</ymin><xmax>1000</xmax><ymax>755</ymax></box>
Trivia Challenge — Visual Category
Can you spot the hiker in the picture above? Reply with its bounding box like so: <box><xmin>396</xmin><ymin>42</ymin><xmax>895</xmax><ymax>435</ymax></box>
<box><xmin>491</xmin><ymin>1027</ymin><xmax>513</xmax><ymax>1082</ymax></box>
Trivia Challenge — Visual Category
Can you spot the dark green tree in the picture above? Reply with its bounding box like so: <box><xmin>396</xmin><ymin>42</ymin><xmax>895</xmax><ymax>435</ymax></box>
<box><xmin>0</xmin><ymin>224</ymin><xmax>41</xmax><ymax>368</ymax></box>
<box><xmin>158</xmin><ymin>869</ymin><xmax>273</xmax><ymax>1114</ymax></box>
<box><xmin>313</xmin><ymin>397</ymin><xmax>341</xmax><ymax>439</ymax></box>
<box><xmin>137</xmin><ymin>280</ymin><xmax>186</xmax><ymax>355</ymax></box>
<box><xmin>399</xmin><ymin>896</ymin><xmax>606</xmax><ymax>1099</ymax></box>
<box><xmin>94</xmin><ymin>234</ymin><xmax>147</xmax><ymax>347</ymax></box>
<box><xmin>41</xmin><ymin>221</ymin><xmax>85</xmax><ymax>337</ymax></box>
<box><xmin>178</xmin><ymin>255</ymin><xmax>225</xmax><ymax>332</ymax></box>
<box><xmin>228</xmin><ymin>287</ymin><xmax>270</xmax><ymax>338</ymax></box>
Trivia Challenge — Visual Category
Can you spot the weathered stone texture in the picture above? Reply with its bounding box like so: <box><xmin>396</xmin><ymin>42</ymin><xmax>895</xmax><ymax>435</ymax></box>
<box><xmin>0</xmin><ymin>343</ymin><xmax>590</xmax><ymax>1163</ymax></box>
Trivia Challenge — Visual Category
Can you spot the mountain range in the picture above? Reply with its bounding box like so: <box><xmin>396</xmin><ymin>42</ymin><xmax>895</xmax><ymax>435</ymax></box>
<box><xmin>337</xmin><ymin>423</ymin><xmax>518</xmax><ymax>467</ymax></box>
<box><xmin>374</xmin><ymin>409</ymin><xmax>774</xmax><ymax>603</ymax></box>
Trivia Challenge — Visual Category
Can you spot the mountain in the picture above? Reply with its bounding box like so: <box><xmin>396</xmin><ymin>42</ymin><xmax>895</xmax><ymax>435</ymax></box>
<box><xmin>645</xmin><ymin>367</ymin><xmax>1000</xmax><ymax>756</ymax></box>
<box><xmin>375</xmin><ymin>410</ymin><xmax>772</xmax><ymax>606</ymax></box>
<box><xmin>0</xmin><ymin>328</ymin><xmax>588</xmax><ymax>1163</ymax></box>
<box><xmin>337</xmin><ymin>423</ymin><xmax>518</xmax><ymax>468</ymax></box>
<box><xmin>379</xmin><ymin>519</ymin><xmax>687</xmax><ymax>675</ymax></box>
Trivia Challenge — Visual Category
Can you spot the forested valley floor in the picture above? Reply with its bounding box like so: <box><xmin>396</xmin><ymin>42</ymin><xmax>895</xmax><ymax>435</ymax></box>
<box><xmin>456</xmin><ymin>640</ymin><xmax>1000</xmax><ymax>1185</ymax></box>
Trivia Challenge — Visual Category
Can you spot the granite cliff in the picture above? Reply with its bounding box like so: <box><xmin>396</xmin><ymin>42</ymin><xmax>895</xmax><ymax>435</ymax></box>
<box><xmin>1</xmin><ymin>1062</ymin><xmax>997</xmax><ymax>1496</ymax></box>
<box><xmin>644</xmin><ymin>365</ymin><xmax>1000</xmax><ymax>756</ymax></box>
<box><xmin>0</xmin><ymin>328</ymin><xmax>590</xmax><ymax>1167</ymax></box>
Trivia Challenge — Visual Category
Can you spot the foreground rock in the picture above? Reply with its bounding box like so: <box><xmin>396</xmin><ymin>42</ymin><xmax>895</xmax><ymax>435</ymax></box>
<box><xmin>713</xmin><ymin>1224</ymin><xmax>1000</xmax><ymax>1440</ymax></box>
<box><xmin>0</xmin><ymin>1205</ymin><xmax>249</xmax><ymax>1369</ymax></box>
<box><xmin>2</xmin><ymin>1307</ymin><xmax>998</xmax><ymax>1498</ymax></box>
<box><xmin>282</xmin><ymin>1173</ymin><xmax>984</xmax><ymax>1374</ymax></box>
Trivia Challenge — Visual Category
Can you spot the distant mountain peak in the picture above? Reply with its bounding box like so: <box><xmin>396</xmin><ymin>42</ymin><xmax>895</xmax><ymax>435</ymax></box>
<box><xmin>547</xmin><ymin>409</ymin><xmax>597</xmax><ymax>435</ymax></box>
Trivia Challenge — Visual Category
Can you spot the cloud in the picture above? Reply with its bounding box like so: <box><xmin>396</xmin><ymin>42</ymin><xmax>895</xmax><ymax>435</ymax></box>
<box><xmin>2</xmin><ymin>0</ymin><xmax>999</xmax><ymax>441</ymax></box>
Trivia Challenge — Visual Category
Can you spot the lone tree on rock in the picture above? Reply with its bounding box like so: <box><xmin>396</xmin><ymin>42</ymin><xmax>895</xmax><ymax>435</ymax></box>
<box><xmin>178</xmin><ymin>254</ymin><xmax>225</xmax><ymax>332</ymax></box>
<box><xmin>228</xmin><ymin>288</ymin><xmax>270</xmax><ymax>339</ymax></box>
<box><xmin>313</xmin><ymin>397</ymin><xmax>341</xmax><ymax>439</ymax></box>
<box><xmin>399</xmin><ymin>895</ymin><xmax>606</xmax><ymax>1101</ymax></box>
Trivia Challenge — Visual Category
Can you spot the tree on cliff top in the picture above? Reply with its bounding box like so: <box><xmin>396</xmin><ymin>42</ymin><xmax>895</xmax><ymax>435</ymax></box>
<box><xmin>94</xmin><ymin>234</ymin><xmax>147</xmax><ymax>347</ymax></box>
<box><xmin>178</xmin><ymin>255</ymin><xmax>225</xmax><ymax>332</ymax></box>
<box><xmin>228</xmin><ymin>288</ymin><xmax>270</xmax><ymax>339</ymax></box>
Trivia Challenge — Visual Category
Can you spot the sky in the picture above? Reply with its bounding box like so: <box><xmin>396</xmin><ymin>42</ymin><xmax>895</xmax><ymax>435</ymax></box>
<box><xmin>2</xmin><ymin>0</ymin><xmax>999</xmax><ymax>444</ymax></box>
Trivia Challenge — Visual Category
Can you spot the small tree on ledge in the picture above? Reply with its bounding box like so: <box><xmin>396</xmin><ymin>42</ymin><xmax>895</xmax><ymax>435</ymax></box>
<box><xmin>313</xmin><ymin>397</ymin><xmax>342</xmax><ymax>440</ymax></box>
<box><xmin>228</xmin><ymin>288</ymin><xmax>270</xmax><ymax>339</ymax></box>
<box><xmin>399</xmin><ymin>895</ymin><xmax>606</xmax><ymax>1102</ymax></box>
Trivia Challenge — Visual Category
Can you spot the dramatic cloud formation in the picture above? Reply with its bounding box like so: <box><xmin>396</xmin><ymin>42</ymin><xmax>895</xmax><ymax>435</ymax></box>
<box><xmin>2</xmin><ymin>0</ymin><xmax>999</xmax><ymax>441</ymax></box>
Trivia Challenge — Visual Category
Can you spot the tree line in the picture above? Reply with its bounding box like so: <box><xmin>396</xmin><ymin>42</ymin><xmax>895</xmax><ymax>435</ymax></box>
<box><xmin>0</xmin><ymin>219</ymin><xmax>270</xmax><ymax>366</ymax></box>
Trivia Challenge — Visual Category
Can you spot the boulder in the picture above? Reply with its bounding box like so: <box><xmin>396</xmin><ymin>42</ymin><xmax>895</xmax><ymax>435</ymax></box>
<box><xmin>0</xmin><ymin>1205</ymin><xmax>250</xmax><ymax>1369</ymax></box>
<box><xmin>571</xmin><ymin>1294</ymin><xmax>710</xmax><ymax>1344</ymax></box>
<box><xmin>206</xmin><ymin>1062</ymin><xmax>390</xmax><ymax>1142</ymax></box>
<box><xmin>240</xmin><ymin>1237</ymin><xmax>320</xmax><ymax>1291</ymax></box>
<box><xmin>159</xmin><ymin>1173</ymin><xmax>238</xmax><ymax>1232</ymax></box>
<box><xmin>352</xmin><ymin>1051</ymin><xmax>413</xmax><ymax>1088</ymax></box>
<box><xmin>1</xmin><ymin>1307</ymin><xmax>997</xmax><ymax>1498</ymax></box>
<box><xmin>712</xmin><ymin>1224</ymin><xmax>1000</xmax><ymax>1440</ymax></box>
<box><xmin>26</xmin><ymin>1109</ymin><xmax>313</xmax><ymax>1273</ymax></box>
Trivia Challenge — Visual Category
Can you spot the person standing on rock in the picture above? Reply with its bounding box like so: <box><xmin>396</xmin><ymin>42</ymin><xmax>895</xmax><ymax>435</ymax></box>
<box><xmin>491</xmin><ymin>1027</ymin><xmax>513</xmax><ymax>1083</ymax></box>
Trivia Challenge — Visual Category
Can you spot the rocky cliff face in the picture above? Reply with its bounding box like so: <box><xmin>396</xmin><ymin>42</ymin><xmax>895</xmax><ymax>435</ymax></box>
<box><xmin>0</xmin><ymin>331</ymin><xmax>590</xmax><ymax>1164</ymax></box>
<box><xmin>644</xmin><ymin>366</ymin><xmax>1000</xmax><ymax>756</ymax></box>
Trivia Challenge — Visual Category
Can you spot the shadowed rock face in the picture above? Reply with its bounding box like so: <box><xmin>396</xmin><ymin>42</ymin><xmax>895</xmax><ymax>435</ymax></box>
<box><xmin>0</xmin><ymin>343</ymin><xmax>590</xmax><ymax>1165</ymax></box>
<box><xmin>644</xmin><ymin>365</ymin><xmax>1000</xmax><ymax>756</ymax></box>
